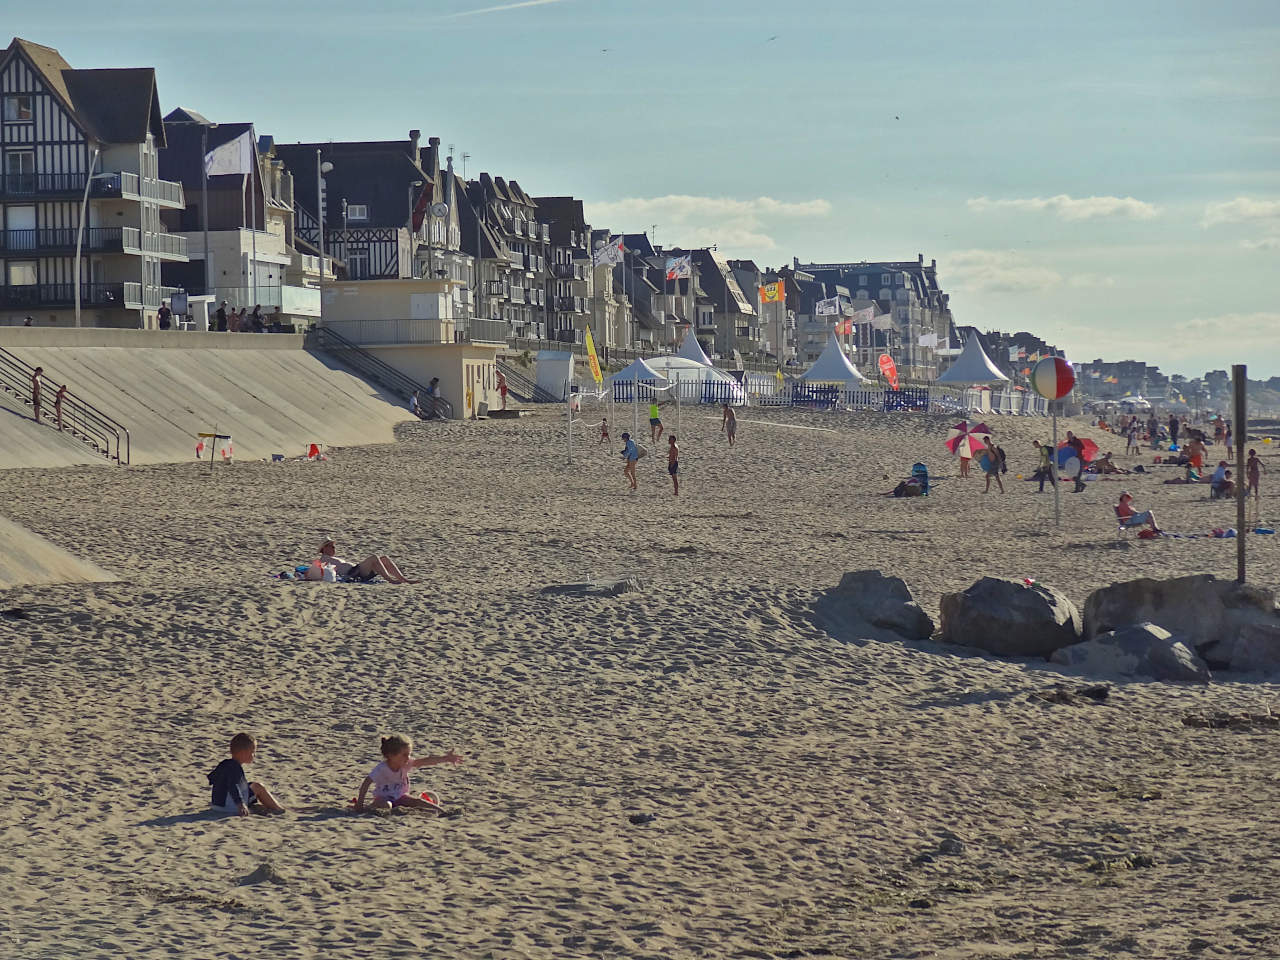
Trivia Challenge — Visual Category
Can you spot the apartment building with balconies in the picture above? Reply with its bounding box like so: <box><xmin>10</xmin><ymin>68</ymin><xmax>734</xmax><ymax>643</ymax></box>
<box><xmin>533</xmin><ymin>196</ymin><xmax>591</xmax><ymax>345</ymax></box>
<box><xmin>798</xmin><ymin>254</ymin><xmax>953</xmax><ymax>380</ymax></box>
<box><xmin>0</xmin><ymin>38</ymin><xmax>188</xmax><ymax>327</ymax></box>
<box><xmin>461</xmin><ymin>173</ymin><xmax>549</xmax><ymax>341</ymax></box>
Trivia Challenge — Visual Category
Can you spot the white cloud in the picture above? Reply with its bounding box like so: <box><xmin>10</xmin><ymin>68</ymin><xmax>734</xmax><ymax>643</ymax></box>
<box><xmin>1202</xmin><ymin>197</ymin><xmax>1280</xmax><ymax>227</ymax></box>
<box><xmin>1167</xmin><ymin>313</ymin><xmax>1280</xmax><ymax>353</ymax></box>
<box><xmin>583</xmin><ymin>194</ymin><xmax>831</xmax><ymax>252</ymax></box>
<box><xmin>1241</xmin><ymin>236</ymin><xmax>1280</xmax><ymax>251</ymax></box>
<box><xmin>944</xmin><ymin>249</ymin><xmax>1063</xmax><ymax>293</ymax></box>
<box><xmin>447</xmin><ymin>0</ymin><xmax>569</xmax><ymax>19</ymax></box>
<box><xmin>967</xmin><ymin>194</ymin><xmax>1159</xmax><ymax>221</ymax></box>
<box><xmin>1068</xmin><ymin>273</ymin><xmax>1118</xmax><ymax>288</ymax></box>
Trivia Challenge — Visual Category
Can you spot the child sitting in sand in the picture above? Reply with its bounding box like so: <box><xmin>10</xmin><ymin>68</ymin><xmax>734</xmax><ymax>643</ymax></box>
<box><xmin>208</xmin><ymin>733</ymin><xmax>285</xmax><ymax>816</ymax></box>
<box><xmin>355</xmin><ymin>734</ymin><xmax>461</xmax><ymax>813</ymax></box>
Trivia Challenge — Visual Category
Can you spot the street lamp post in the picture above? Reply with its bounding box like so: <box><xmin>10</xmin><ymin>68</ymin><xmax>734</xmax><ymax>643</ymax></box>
<box><xmin>407</xmin><ymin>180</ymin><xmax>423</xmax><ymax>277</ymax></box>
<box><xmin>316</xmin><ymin>152</ymin><xmax>333</xmax><ymax>285</ymax></box>
<box><xmin>73</xmin><ymin>145</ymin><xmax>104</xmax><ymax>328</ymax></box>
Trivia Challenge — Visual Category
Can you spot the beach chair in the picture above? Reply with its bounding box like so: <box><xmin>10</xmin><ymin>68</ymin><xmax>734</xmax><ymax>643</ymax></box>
<box><xmin>911</xmin><ymin>462</ymin><xmax>930</xmax><ymax>496</ymax></box>
<box><xmin>1114</xmin><ymin>505</ymin><xmax>1137</xmax><ymax>539</ymax></box>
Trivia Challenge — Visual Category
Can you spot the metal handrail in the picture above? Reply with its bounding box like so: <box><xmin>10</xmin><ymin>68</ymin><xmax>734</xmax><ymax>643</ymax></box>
<box><xmin>0</xmin><ymin>345</ymin><xmax>130</xmax><ymax>463</ymax></box>
<box><xmin>496</xmin><ymin>359</ymin><xmax>559</xmax><ymax>403</ymax></box>
<box><xmin>307</xmin><ymin>325</ymin><xmax>452</xmax><ymax>418</ymax></box>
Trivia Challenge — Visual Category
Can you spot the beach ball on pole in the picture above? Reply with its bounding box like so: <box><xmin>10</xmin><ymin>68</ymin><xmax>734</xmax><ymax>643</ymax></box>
<box><xmin>1031</xmin><ymin>357</ymin><xmax>1075</xmax><ymax>528</ymax></box>
<box><xmin>1030</xmin><ymin>356</ymin><xmax>1075</xmax><ymax>402</ymax></box>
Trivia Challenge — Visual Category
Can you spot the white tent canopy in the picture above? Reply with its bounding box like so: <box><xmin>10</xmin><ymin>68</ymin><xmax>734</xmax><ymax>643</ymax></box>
<box><xmin>800</xmin><ymin>332</ymin><xmax>866</xmax><ymax>385</ymax></box>
<box><xmin>934</xmin><ymin>336</ymin><xmax>1009</xmax><ymax>384</ymax></box>
<box><xmin>675</xmin><ymin>332</ymin><xmax>713</xmax><ymax>366</ymax></box>
<box><xmin>608</xmin><ymin>357</ymin><xmax>668</xmax><ymax>385</ymax></box>
<box><xmin>642</xmin><ymin>355</ymin><xmax>746</xmax><ymax>404</ymax></box>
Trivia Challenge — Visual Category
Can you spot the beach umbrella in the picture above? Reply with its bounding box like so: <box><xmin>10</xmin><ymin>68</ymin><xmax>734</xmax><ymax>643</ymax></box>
<box><xmin>946</xmin><ymin>420</ymin><xmax>990</xmax><ymax>458</ymax></box>
<box><xmin>1057</xmin><ymin>437</ymin><xmax>1098</xmax><ymax>466</ymax></box>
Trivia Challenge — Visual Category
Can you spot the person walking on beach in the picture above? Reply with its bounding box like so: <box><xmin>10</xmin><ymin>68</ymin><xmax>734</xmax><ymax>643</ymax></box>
<box><xmin>1032</xmin><ymin>439</ymin><xmax>1055</xmax><ymax>492</ymax></box>
<box><xmin>215</xmin><ymin>301</ymin><xmax>228</xmax><ymax>332</ymax></box>
<box><xmin>721</xmin><ymin>403</ymin><xmax>737</xmax><ymax>447</ymax></box>
<box><xmin>1125</xmin><ymin>419</ymin><xmax>1140</xmax><ymax>457</ymax></box>
<box><xmin>648</xmin><ymin>401</ymin><xmax>664</xmax><ymax>444</ymax></box>
<box><xmin>1247</xmin><ymin>449</ymin><xmax>1264</xmax><ymax>502</ymax></box>
<box><xmin>410</xmin><ymin>390</ymin><xmax>421</xmax><ymax>419</ymax></box>
<box><xmin>1168</xmin><ymin>414</ymin><xmax>1180</xmax><ymax>448</ymax></box>
<box><xmin>54</xmin><ymin>384</ymin><xmax>67</xmax><ymax>431</ymax></box>
<box><xmin>496</xmin><ymin>370</ymin><xmax>508</xmax><ymax>410</ymax></box>
<box><xmin>1225</xmin><ymin>423</ymin><xmax>1234</xmax><ymax>460</ymax></box>
<box><xmin>1185</xmin><ymin>435</ymin><xmax>1207</xmax><ymax>476</ymax></box>
<box><xmin>1065</xmin><ymin>430</ymin><xmax>1086</xmax><ymax>492</ymax></box>
<box><xmin>599</xmin><ymin>416</ymin><xmax>610</xmax><ymax>444</ymax></box>
<box><xmin>982</xmin><ymin>436</ymin><xmax>1005</xmax><ymax>493</ymax></box>
<box><xmin>667</xmin><ymin>435</ymin><xmax>680</xmax><ymax>497</ymax></box>
<box><xmin>621</xmin><ymin>432</ymin><xmax>640</xmax><ymax>491</ymax></box>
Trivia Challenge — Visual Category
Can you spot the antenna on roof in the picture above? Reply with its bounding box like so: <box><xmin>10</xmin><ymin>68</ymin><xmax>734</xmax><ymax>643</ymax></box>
<box><xmin>461</xmin><ymin>152</ymin><xmax>470</xmax><ymax>179</ymax></box>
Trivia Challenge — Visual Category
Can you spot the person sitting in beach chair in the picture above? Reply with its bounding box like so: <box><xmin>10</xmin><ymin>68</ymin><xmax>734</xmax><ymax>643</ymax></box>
<box><xmin>1210</xmin><ymin>462</ymin><xmax>1235</xmax><ymax>499</ymax></box>
<box><xmin>1115</xmin><ymin>492</ymin><xmax>1161</xmax><ymax>536</ymax></box>
<box><xmin>910</xmin><ymin>462</ymin><xmax>930</xmax><ymax>496</ymax></box>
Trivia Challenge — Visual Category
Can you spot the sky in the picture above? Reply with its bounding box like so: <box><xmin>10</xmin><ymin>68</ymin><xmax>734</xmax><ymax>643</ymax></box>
<box><xmin>12</xmin><ymin>0</ymin><xmax>1280</xmax><ymax>376</ymax></box>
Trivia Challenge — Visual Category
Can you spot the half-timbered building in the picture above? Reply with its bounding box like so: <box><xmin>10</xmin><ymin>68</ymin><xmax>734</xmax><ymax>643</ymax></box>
<box><xmin>0</xmin><ymin>38</ymin><xmax>187</xmax><ymax>327</ymax></box>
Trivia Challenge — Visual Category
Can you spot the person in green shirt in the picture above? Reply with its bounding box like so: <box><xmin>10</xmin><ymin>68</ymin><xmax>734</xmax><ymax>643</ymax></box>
<box><xmin>1032</xmin><ymin>439</ymin><xmax>1055</xmax><ymax>492</ymax></box>
<box><xmin>648</xmin><ymin>400</ymin><xmax>664</xmax><ymax>444</ymax></box>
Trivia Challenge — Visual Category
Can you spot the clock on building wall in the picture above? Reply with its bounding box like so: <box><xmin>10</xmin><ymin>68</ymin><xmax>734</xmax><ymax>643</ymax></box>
<box><xmin>430</xmin><ymin>202</ymin><xmax>449</xmax><ymax>218</ymax></box>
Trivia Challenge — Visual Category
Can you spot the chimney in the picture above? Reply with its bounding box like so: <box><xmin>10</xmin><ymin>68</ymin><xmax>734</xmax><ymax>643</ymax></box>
<box><xmin>427</xmin><ymin>136</ymin><xmax>441</xmax><ymax>179</ymax></box>
<box><xmin>931</xmin><ymin>258</ymin><xmax>936</xmax><ymax>270</ymax></box>
<box><xmin>409</xmin><ymin>129</ymin><xmax>421</xmax><ymax>163</ymax></box>
<box><xmin>918</xmin><ymin>253</ymin><xmax>924</xmax><ymax>266</ymax></box>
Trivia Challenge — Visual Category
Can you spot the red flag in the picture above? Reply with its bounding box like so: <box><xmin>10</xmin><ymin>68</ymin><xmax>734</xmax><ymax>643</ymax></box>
<box><xmin>878</xmin><ymin>354</ymin><xmax>899</xmax><ymax>390</ymax></box>
<box><xmin>411</xmin><ymin>182</ymin><xmax>433</xmax><ymax>234</ymax></box>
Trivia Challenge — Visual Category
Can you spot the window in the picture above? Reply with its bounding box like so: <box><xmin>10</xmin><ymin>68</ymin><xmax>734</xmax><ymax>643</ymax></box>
<box><xmin>4</xmin><ymin>149</ymin><xmax>35</xmax><ymax>192</ymax></box>
<box><xmin>880</xmin><ymin>273</ymin><xmax>891</xmax><ymax>285</ymax></box>
<box><xmin>7</xmin><ymin>261</ymin><xmax>37</xmax><ymax>285</ymax></box>
<box><xmin>346</xmin><ymin>250</ymin><xmax>370</xmax><ymax>278</ymax></box>
<box><xmin>858</xmin><ymin>276</ymin><xmax>867</xmax><ymax>286</ymax></box>
<box><xmin>4</xmin><ymin>96</ymin><xmax>33</xmax><ymax>122</ymax></box>
<box><xmin>346</xmin><ymin>204</ymin><xmax>368</xmax><ymax>221</ymax></box>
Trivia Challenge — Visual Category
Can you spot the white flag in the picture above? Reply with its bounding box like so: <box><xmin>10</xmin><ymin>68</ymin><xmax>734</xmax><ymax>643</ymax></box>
<box><xmin>665</xmin><ymin>255</ymin><xmax>692</xmax><ymax>280</ymax></box>
<box><xmin>592</xmin><ymin>235</ymin><xmax>625</xmax><ymax>267</ymax></box>
<box><xmin>845</xmin><ymin>305</ymin><xmax>875</xmax><ymax>324</ymax></box>
<box><xmin>871</xmin><ymin>316</ymin><xmax>894</xmax><ymax>330</ymax></box>
<box><xmin>204</xmin><ymin>131</ymin><xmax>255</xmax><ymax>177</ymax></box>
<box><xmin>815</xmin><ymin>296</ymin><xmax>840</xmax><ymax>316</ymax></box>
<box><xmin>918</xmin><ymin>333</ymin><xmax>938</xmax><ymax>348</ymax></box>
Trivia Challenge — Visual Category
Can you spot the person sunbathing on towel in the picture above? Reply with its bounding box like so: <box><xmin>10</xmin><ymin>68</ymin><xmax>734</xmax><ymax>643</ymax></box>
<box><xmin>316</xmin><ymin>539</ymin><xmax>418</xmax><ymax>584</ymax></box>
<box><xmin>1094</xmin><ymin>452</ymin><xmax>1129</xmax><ymax>475</ymax></box>
<box><xmin>1115</xmin><ymin>492</ymin><xmax>1161</xmax><ymax>535</ymax></box>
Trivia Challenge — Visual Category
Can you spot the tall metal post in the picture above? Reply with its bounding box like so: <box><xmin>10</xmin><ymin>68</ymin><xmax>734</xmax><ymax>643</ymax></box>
<box><xmin>201</xmin><ymin>127</ymin><xmax>210</xmax><ymax>301</ymax></box>
<box><xmin>1233</xmin><ymin>364</ymin><xmax>1247</xmax><ymax>582</ymax></box>
<box><xmin>315</xmin><ymin>150</ymin><xmax>326</xmax><ymax>283</ymax></box>
<box><xmin>1051</xmin><ymin>402</ymin><xmax>1060</xmax><ymax>526</ymax></box>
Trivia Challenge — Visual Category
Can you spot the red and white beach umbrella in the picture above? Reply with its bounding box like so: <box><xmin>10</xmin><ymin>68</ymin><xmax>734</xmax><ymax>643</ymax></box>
<box><xmin>946</xmin><ymin>420</ymin><xmax>990</xmax><ymax>458</ymax></box>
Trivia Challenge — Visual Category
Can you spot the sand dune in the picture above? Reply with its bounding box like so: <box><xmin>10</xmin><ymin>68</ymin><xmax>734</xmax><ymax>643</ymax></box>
<box><xmin>0</xmin><ymin>406</ymin><xmax>1277</xmax><ymax>958</ymax></box>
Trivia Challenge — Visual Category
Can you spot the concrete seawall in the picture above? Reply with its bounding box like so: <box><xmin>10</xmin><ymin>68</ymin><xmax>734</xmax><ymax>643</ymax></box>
<box><xmin>0</xmin><ymin>329</ymin><xmax>412</xmax><ymax>469</ymax></box>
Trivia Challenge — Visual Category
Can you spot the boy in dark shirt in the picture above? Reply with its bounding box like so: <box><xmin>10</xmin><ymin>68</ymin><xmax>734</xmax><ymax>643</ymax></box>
<box><xmin>208</xmin><ymin>733</ymin><xmax>284</xmax><ymax>816</ymax></box>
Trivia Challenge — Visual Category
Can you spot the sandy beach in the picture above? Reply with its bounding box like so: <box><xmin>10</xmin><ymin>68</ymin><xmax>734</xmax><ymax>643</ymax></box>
<box><xmin>2</xmin><ymin>406</ymin><xmax>1278</xmax><ymax>959</ymax></box>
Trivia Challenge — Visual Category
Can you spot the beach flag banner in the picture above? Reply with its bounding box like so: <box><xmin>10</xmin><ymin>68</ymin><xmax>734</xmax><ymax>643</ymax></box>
<box><xmin>759</xmin><ymin>281</ymin><xmax>784</xmax><ymax>303</ymax></box>
<box><xmin>878</xmin><ymin>354</ymin><xmax>899</xmax><ymax>390</ymax></box>
<box><xmin>834</xmin><ymin>318</ymin><xmax>853</xmax><ymax>335</ymax></box>
<box><xmin>203</xmin><ymin>131</ymin><xmax>255</xmax><ymax>177</ymax></box>
<box><xmin>584</xmin><ymin>324</ymin><xmax>604</xmax><ymax>385</ymax></box>
<box><xmin>665</xmin><ymin>255</ymin><xmax>692</xmax><ymax>280</ymax></box>
<box><xmin>592</xmin><ymin>235</ymin><xmax>625</xmax><ymax>267</ymax></box>
<box><xmin>815</xmin><ymin>296</ymin><xmax>840</xmax><ymax>316</ymax></box>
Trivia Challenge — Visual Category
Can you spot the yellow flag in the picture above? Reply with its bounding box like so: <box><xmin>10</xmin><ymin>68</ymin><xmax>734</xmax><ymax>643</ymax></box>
<box><xmin>759</xmin><ymin>282</ymin><xmax>784</xmax><ymax>303</ymax></box>
<box><xmin>584</xmin><ymin>324</ymin><xmax>603</xmax><ymax>385</ymax></box>
<box><xmin>775</xmin><ymin>367</ymin><xmax>784</xmax><ymax>384</ymax></box>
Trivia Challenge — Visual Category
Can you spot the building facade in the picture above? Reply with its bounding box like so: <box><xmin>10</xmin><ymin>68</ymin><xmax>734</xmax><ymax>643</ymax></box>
<box><xmin>0</xmin><ymin>38</ymin><xmax>187</xmax><ymax>328</ymax></box>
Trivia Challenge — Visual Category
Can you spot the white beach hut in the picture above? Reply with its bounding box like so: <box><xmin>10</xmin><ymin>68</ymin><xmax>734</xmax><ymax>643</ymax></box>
<box><xmin>800</xmin><ymin>332</ymin><xmax>867</xmax><ymax>385</ymax></box>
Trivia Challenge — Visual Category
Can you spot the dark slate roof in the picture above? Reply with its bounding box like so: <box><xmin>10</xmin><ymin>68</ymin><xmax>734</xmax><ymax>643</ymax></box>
<box><xmin>534</xmin><ymin>196</ymin><xmax>587</xmax><ymax>244</ymax></box>
<box><xmin>4</xmin><ymin>40</ymin><xmax>164</xmax><ymax>146</ymax></box>
<box><xmin>165</xmin><ymin>106</ymin><xmax>210</xmax><ymax>124</ymax></box>
<box><xmin>622</xmin><ymin>233</ymin><xmax>655</xmax><ymax>258</ymax></box>
<box><xmin>63</xmin><ymin>68</ymin><xmax>165</xmax><ymax>146</ymax></box>
<box><xmin>276</xmin><ymin>141</ymin><xmax>423</xmax><ymax>230</ymax></box>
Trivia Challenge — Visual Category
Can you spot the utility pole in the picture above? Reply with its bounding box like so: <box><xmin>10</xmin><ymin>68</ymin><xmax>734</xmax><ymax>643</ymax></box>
<box><xmin>1233</xmin><ymin>364</ymin><xmax>1247</xmax><ymax>583</ymax></box>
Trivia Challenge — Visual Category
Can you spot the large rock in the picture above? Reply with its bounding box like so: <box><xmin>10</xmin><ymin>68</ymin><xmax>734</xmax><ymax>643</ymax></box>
<box><xmin>940</xmin><ymin>577</ymin><xmax>1081</xmax><ymax>658</ymax></box>
<box><xmin>1083</xmin><ymin>575</ymin><xmax>1280</xmax><ymax>667</ymax></box>
<box><xmin>1050</xmin><ymin>622</ymin><xmax>1211</xmax><ymax>683</ymax></box>
<box><xmin>813</xmin><ymin>570</ymin><xmax>934</xmax><ymax>643</ymax></box>
<box><xmin>1223</xmin><ymin>623</ymin><xmax>1280</xmax><ymax>673</ymax></box>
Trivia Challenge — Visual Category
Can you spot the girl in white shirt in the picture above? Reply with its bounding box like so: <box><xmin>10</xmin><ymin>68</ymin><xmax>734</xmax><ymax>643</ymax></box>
<box><xmin>354</xmin><ymin>734</ymin><xmax>461</xmax><ymax>812</ymax></box>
